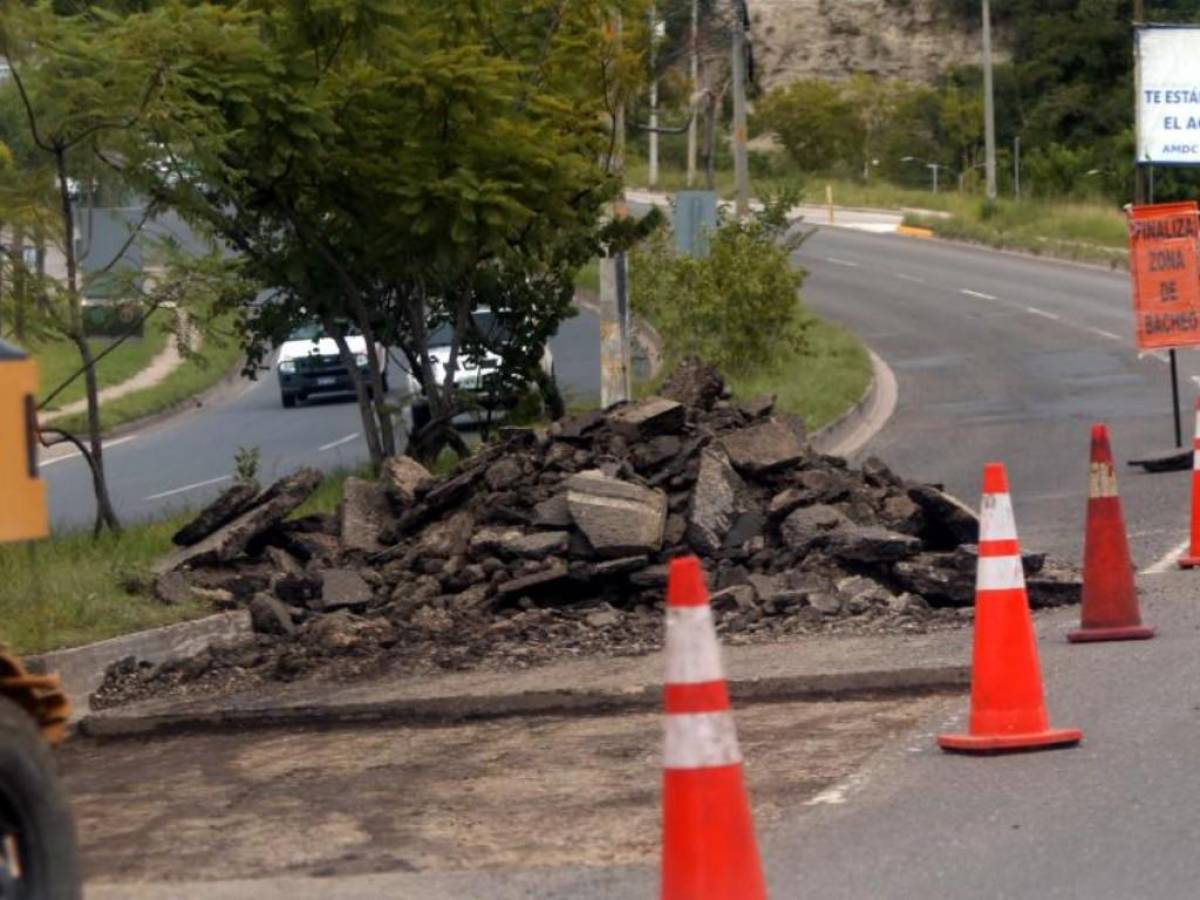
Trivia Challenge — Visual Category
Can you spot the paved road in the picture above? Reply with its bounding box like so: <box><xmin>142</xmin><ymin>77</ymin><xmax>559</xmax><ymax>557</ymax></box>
<box><xmin>375</xmin><ymin>226</ymin><xmax>1200</xmax><ymax>898</ymax></box>
<box><xmin>41</xmin><ymin>310</ymin><xmax>601</xmax><ymax>529</ymax></box>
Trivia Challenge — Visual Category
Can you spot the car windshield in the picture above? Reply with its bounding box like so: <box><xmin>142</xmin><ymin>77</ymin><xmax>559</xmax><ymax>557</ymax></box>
<box><xmin>287</xmin><ymin>321</ymin><xmax>361</xmax><ymax>342</ymax></box>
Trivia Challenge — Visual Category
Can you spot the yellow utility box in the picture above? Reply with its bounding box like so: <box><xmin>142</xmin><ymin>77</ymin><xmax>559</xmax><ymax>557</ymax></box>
<box><xmin>0</xmin><ymin>338</ymin><xmax>48</xmax><ymax>543</ymax></box>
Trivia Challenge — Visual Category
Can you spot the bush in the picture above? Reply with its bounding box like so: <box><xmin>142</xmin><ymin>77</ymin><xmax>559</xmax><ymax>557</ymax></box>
<box><xmin>631</xmin><ymin>210</ymin><xmax>808</xmax><ymax>376</ymax></box>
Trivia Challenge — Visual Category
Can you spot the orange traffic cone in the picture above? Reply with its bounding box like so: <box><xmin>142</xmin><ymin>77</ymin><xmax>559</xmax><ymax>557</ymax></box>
<box><xmin>1181</xmin><ymin>397</ymin><xmax>1200</xmax><ymax>569</ymax></box>
<box><xmin>1068</xmin><ymin>424</ymin><xmax>1154</xmax><ymax>642</ymax></box>
<box><xmin>938</xmin><ymin>463</ymin><xmax>1082</xmax><ymax>753</ymax></box>
<box><xmin>661</xmin><ymin>556</ymin><xmax>766</xmax><ymax>900</ymax></box>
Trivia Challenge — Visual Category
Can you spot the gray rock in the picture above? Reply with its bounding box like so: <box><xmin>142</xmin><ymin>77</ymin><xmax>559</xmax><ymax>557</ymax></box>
<box><xmin>153</xmin><ymin>571</ymin><xmax>194</xmax><ymax>606</ymax></box>
<box><xmin>532</xmin><ymin>493</ymin><xmax>572</xmax><ymax>527</ymax></box>
<box><xmin>659</xmin><ymin>356</ymin><xmax>725</xmax><ymax>411</ymax></box>
<box><xmin>156</xmin><ymin>468</ymin><xmax>323</xmax><ymax>573</ymax></box>
<box><xmin>779</xmin><ymin>504</ymin><xmax>849</xmax><ymax>552</ymax></box>
<box><xmin>171</xmin><ymin>479</ymin><xmax>260</xmax><ymax>547</ymax></box>
<box><xmin>314</xmin><ymin>568</ymin><xmax>373</xmax><ymax>612</ymax></box>
<box><xmin>484</xmin><ymin>457</ymin><xmax>524</xmax><ymax>491</ymax></box>
<box><xmin>827</xmin><ymin>526</ymin><xmax>921</xmax><ymax>563</ymax></box>
<box><xmin>495</xmin><ymin>560</ymin><xmax>571</xmax><ymax>601</ymax></box>
<box><xmin>880</xmin><ymin>494</ymin><xmax>924</xmax><ymax>535</ymax></box>
<box><xmin>907</xmin><ymin>484</ymin><xmax>979</xmax><ymax>545</ymax></box>
<box><xmin>724</xmin><ymin>511</ymin><xmax>766</xmax><ymax>549</ymax></box>
<box><xmin>862</xmin><ymin>456</ymin><xmax>903</xmax><ymax>488</ymax></box>
<box><xmin>416</xmin><ymin>511</ymin><xmax>475</xmax><ymax>558</ymax></box>
<box><xmin>608</xmin><ymin>396</ymin><xmax>687</xmax><ymax>439</ymax></box>
<box><xmin>720</xmin><ymin>417</ymin><xmax>807</xmax><ymax>474</ymax></box>
<box><xmin>747</xmin><ymin>572</ymin><xmax>784</xmax><ymax>603</ymax></box>
<box><xmin>892</xmin><ymin>554</ymin><xmax>975</xmax><ymax>606</ymax></box>
<box><xmin>632</xmin><ymin>435</ymin><xmax>683</xmax><ymax>471</ymax></box>
<box><xmin>687</xmin><ymin>449</ymin><xmax>744</xmax><ymax>555</ymax></box>
<box><xmin>509</xmin><ymin>531</ymin><xmax>571</xmax><ymax>558</ymax></box>
<box><xmin>382</xmin><ymin>455</ymin><xmax>434</xmax><ymax>505</ymax></box>
<box><xmin>249</xmin><ymin>593</ymin><xmax>296</xmax><ymax>635</ymax></box>
<box><xmin>795</xmin><ymin>469</ymin><xmax>851</xmax><ymax>503</ymax></box>
<box><xmin>711</xmin><ymin>584</ymin><xmax>756</xmax><ymax>612</ymax></box>
<box><xmin>340</xmin><ymin>477</ymin><xmax>391</xmax><ymax>553</ymax></box>
<box><xmin>808</xmin><ymin>592</ymin><xmax>844</xmax><ymax>615</ymax></box>
<box><xmin>274</xmin><ymin>573</ymin><xmax>321</xmax><ymax>606</ymax></box>
<box><xmin>265</xmin><ymin>546</ymin><xmax>305</xmax><ymax>576</ymax></box>
<box><xmin>630</xmin><ymin>564</ymin><xmax>670</xmax><ymax>588</ymax></box>
<box><xmin>566</xmin><ymin>470</ymin><xmax>667</xmax><ymax>558</ymax></box>
<box><xmin>768</xmin><ymin>488</ymin><xmax>808</xmax><ymax>520</ymax></box>
<box><xmin>308</xmin><ymin>611</ymin><xmax>362</xmax><ymax>650</ymax></box>
<box><xmin>742</xmin><ymin>394</ymin><xmax>776</xmax><ymax>418</ymax></box>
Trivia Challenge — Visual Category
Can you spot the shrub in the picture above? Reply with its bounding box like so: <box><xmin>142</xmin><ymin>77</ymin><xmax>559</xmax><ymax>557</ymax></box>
<box><xmin>631</xmin><ymin>209</ymin><xmax>808</xmax><ymax>376</ymax></box>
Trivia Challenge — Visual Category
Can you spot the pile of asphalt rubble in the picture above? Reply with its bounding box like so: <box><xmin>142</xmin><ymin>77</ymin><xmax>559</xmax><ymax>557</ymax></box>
<box><xmin>94</xmin><ymin>358</ymin><xmax>1082</xmax><ymax>708</ymax></box>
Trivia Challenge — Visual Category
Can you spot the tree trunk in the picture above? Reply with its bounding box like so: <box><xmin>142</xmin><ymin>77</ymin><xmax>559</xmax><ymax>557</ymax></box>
<box><xmin>321</xmin><ymin>314</ymin><xmax>384</xmax><ymax>467</ymax></box>
<box><xmin>12</xmin><ymin>228</ymin><xmax>27</xmax><ymax>340</ymax></box>
<box><xmin>57</xmin><ymin>146</ymin><xmax>120</xmax><ymax>534</ymax></box>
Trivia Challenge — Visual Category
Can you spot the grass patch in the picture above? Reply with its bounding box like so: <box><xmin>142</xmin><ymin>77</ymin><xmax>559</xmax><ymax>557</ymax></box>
<box><xmin>725</xmin><ymin>314</ymin><xmax>870</xmax><ymax>430</ymax></box>
<box><xmin>0</xmin><ymin>516</ymin><xmax>206</xmax><ymax>655</ymax></box>
<box><xmin>52</xmin><ymin>316</ymin><xmax>244</xmax><ymax>435</ymax></box>
<box><xmin>31</xmin><ymin>310</ymin><xmax>170</xmax><ymax>413</ymax></box>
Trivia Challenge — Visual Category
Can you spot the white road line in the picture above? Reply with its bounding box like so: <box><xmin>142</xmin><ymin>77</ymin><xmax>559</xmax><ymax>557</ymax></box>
<box><xmin>144</xmin><ymin>475</ymin><xmax>231</xmax><ymax>502</ymax></box>
<box><xmin>318</xmin><ymin>432</ymin><xmax>360</xmax><ymax>452</ymax></box>
<box><xmin>1089</xmin><ymin>328</ymin><xmax>1123</xmax><ymax>341</ymax></box>
<box><xmin>1142</xmin><ymin>538</ymin><xmax>1191</xmax><ymax>575</ymax></box>
<box><xmin>824</xmin><ymin>256</ymin><xmax>860</xmax><ymax>268</ymax></box>
<box><xmin>1025</xmin><ymin>306</ymin><xmax>1061</xmax><ymax>321</ymax></box>
<box><xmin>960</xmin><ymin>288</ymin><xmax>998</xmax><ymax>300</ymax></box>
<box><xmin>897</xmin><ymin>273</ymin><xmax>927</xmax><ymax>284</ymax></box>
<box><xmin>40</xmin><ymin>434</ymin><xmax>138</xmax><ymax>469</ymax></box>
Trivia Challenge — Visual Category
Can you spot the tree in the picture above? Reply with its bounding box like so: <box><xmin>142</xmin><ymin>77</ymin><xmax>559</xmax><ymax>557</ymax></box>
<box><xmin>115</xmin><ymin>0</ymin><xmax>634</xmax><ymax>467</ymax></box>
<box><xmin>0</xmin><ymin>2</ymin><xmax>204</xmax><ymax>534</ymax></box>
<box><xmin>754</xmin><ymin>79</ymin><xmax>858</xmax><ymax>173</ymax></box>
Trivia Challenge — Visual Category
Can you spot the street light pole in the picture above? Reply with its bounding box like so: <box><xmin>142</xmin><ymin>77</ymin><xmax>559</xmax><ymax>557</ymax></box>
<box><xmin>648</xmin><ymin>2</ymin><xmax>659</xmax><ymax>188</ymax></box>
<box><xmin>730</xmin><ymin>0</ymin><xmax>750</xmax><ymax>218</ymax></box>
<box><xmin>982</xmin><ymin>0</ymin><xmax>997</xmax><ymax>200</ymax></box>
<box><xmin>686</xmin><ymin>0</ymin><xmax>699</xmax><ymax>187</ymax></box>
<box><xmin>929</xmin><ymin>163</ymin><xmax>939</xmax><ymax>194</ymax></box>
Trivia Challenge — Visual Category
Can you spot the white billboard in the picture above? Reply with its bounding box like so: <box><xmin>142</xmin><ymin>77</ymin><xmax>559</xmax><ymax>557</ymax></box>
<box><xmin>1138</xmin><ymin>27</ymin><xmax>1200</xmax><ymax>165</ymax></box>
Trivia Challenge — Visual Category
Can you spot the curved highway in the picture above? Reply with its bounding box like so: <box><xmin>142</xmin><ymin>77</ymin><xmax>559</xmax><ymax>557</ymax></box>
<box><xmin>42</xmin><ymin>310</ymin><xmax>602</xmax><ymax>528</ymax></box>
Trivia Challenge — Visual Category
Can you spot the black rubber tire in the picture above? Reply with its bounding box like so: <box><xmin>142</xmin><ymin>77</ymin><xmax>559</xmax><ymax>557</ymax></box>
<box><xmin>0</xmin><ymin>697</ymin><xmax>81</xmax><ymax>900</ymax></box>
<box><xmin>281</xmin><ymin>392</ymin><xmax>297</xmax><ymax>409</ymax></box>
<box><xmin>410</xmin><ymin>399</ymin><xmax>432</xmax><ymax>432</ymax></box>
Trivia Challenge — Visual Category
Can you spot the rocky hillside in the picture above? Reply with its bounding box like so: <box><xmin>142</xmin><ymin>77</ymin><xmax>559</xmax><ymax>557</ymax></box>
<box><xmin>752</xmin><ymin>0</ymin><xmax>1000</xmax><ymax>88</ymax></box>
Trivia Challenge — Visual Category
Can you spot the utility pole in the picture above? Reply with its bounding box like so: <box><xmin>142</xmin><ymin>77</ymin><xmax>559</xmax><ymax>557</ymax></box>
<box><xmin>600</xmin><ymin>13</ymin><xmax>632</xmax><ymax>408</ymax></box>
<box><xmin>648</xmin><ymin>3</ymin><xmax>659</xmax><ymax>188</ymax></box>
<box><xmin>731</xmin><ymin>0</ymin><xmax>750</xmax><ymax>218</ymax></box>
<box><xmin>1013</xmin><ymin>136</ymin><xmax>1021</xmax><ymax>200</ymax></box>
<box><xmin>982</xmin><ymin>0</ymin><xmax>997</xmax><ymax>200</ymax></box>
<box><xmin>686</xmin><ymin>0</ymin><xmax>699</xmax><ymax>187</ymax></box>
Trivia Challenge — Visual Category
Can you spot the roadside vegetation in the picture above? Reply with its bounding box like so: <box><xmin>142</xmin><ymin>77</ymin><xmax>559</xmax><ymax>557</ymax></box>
<box><xmin>33</xmin><ymin>310</ymin><xmax>170</xmax><ymax>415</ymax></box>
<box><xmin>628</xmin><ymin>195</ymin><xmax>871</xmax><ymax>430</ymax></box>
<box><xmin>50</xmin><ymin>312</ymin><xmax>243</xmax><ymax>435</ymax></box>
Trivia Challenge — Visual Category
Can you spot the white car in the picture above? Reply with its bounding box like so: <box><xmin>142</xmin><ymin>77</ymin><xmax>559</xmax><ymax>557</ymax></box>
<box><xmin>276</xmin><ymin>322</ymin><xmax>389</xmax><ymax>408</ymax></box>
<box><xmin>403</xmin><ymin>308</ymin><xmax>554</xmax><ymax>429</ymax></box>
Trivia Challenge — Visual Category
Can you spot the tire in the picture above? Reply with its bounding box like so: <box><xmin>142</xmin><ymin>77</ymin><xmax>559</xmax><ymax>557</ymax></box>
<box><xmin>0</xmin><ymin>697</ymin><xmax>81</xmax><ymax>900</ymax></box>
<box><xmin>281</xmin><ymin>392</ymin><xmax>297</xmax><ymax>409</ymax></box>
<box><xmin>410</xmin><ymin>399</ymin><xmax>432</xmax><ymax>433</ymax></box>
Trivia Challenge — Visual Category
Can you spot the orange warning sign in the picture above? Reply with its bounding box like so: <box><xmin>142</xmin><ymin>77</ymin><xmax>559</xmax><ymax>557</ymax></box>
<box><xmin>1129</xmin><ymin>201</ymin><xmax>1200</xmax><ymax>350</ymax></box>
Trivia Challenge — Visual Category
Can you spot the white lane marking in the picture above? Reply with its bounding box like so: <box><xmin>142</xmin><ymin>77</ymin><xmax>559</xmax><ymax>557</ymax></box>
<box><xmin>1026</xmin><ymin>306</ymin><xmax>1061</xmax><ymax>321</ymax></box>
<box><xmin>318</xmin><ymin>432</ymin><xmax>360</xmax><ymax>452</ymax></box>
<box><xmin>824</xmin><ymin>256</ymin><xmax>860</xmax><ymax>268</ymax></box>
<box><xmin>960</xmin><ymin>288</ymin><xmax>998</xmax><ymax>300</ymax></box>
<box><xmin>1089</xmin><ymin>328</ymin><xmax>1123</xmax><ymax>341</ymax></box>
<box><xmin>1142</xmin><ymin>538</ymin><xmax>1191</xmax><ymax>575</ymax></box>
<box><xmin>144</xmin><ymin>474</ymin><xmax>232</xmax><ymax>502</ymax></box>
<box><xmin>897</xmin><ymin>273</ymin><xmax>927</xmax><ymax>284</ymax></box>
<box><xmin>40</xmin><ymin>435</ymin><xmax>138</xmax><ymax>468</ymax></box>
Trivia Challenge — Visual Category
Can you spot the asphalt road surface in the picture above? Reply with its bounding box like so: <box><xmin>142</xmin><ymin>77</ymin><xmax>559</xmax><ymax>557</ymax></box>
<box><xmin>41</xmin><ymin>309</ymin><xmax>601</xmax><ymax>529</ymax></box>
<box><xmin>375</xmin><ymin>224</ymin><xmax>1200</xmax><ymax>898</ymax></box>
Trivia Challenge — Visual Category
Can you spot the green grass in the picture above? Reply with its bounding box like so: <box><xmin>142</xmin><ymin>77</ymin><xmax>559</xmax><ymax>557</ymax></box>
<box><xmin>0</xmin><ymin>515</ymin><xmax>207</xmax><ymax>655</ymax></box>
<box><xmin>726</xmin><ymin>314</ymin><xmax>871</xmax><ymax>430</ymax></box>
<box><xmin>31</xmin><ymin>311</ymin><xmax>170</xmax><ymax>413</ymax></box>
<box><xmin>52</xmin><ymin>316</ymin><xmax>244</xmax><ymax>435</ymax></box>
